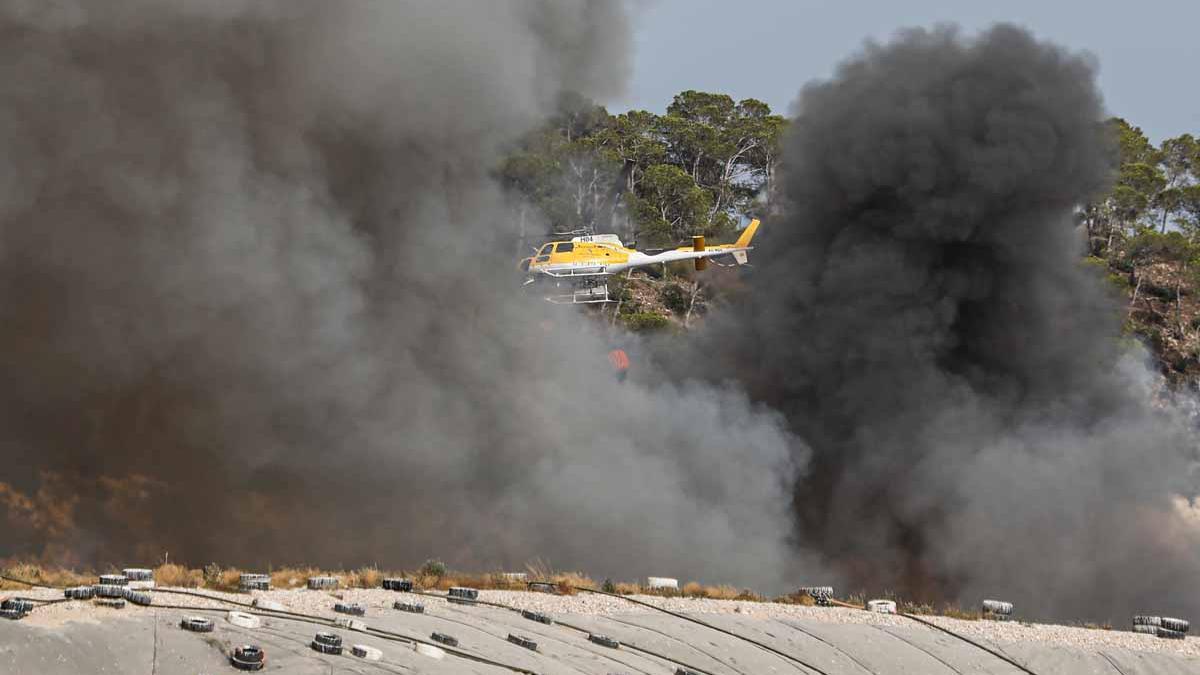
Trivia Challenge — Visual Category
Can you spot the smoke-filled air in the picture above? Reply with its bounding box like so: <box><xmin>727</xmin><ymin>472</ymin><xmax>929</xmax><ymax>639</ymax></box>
<box><xmin>1</xmin><ymin>1</ymin><xmax>1197</xmax><ymax>625</ymax></box>
<box><xmin>701</xmin><ymin>24</ymin><xmax>1200</xmax><ymax>621</ymax></box>
<box><xmin>0</xmin><ymin>0</ymin><xmax>805</xmax><ymax>589</ymax></box>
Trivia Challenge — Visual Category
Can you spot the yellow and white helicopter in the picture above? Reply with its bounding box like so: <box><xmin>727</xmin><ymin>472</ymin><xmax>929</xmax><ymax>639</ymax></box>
<box><xmin>520</xmin><ymin>219</ymin><xmax>760</xmax><ymax>304</ymax></box>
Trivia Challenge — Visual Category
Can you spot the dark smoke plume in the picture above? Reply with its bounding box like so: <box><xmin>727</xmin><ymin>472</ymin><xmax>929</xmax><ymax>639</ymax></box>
<box><xmin>704</xmin><ymin>24</ymin><xmax>1200</xmax><ymax>621</ymax></box>
<box><xmin>0</xmin><ymin>0</ymin><xmax>811</xmax><ymax>588</ymax></box>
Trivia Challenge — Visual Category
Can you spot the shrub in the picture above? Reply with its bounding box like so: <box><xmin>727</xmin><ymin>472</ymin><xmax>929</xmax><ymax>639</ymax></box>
<box><xmin>660</xmin><ymin>283</ymin><xmax>690</xmax><ymax>314</ymax></box>
<box><xmin>624</xmin><ymin>312</ymin><xmax>669</xmax><ymax>332</ymax></box>
<box><xmin>420</xmin><ymin>559</ymin><xmax>447</xmax><ymax>578</ymax></box>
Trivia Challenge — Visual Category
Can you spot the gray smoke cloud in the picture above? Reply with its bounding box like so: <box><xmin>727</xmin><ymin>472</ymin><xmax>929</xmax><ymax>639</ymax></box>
<box><xmin>0</xmin><ymin>0</ymin><xmax>814</xmax><ymax>589</ymax></box>
<box><xmin>703</xmin><ymin>24</ymin><xmax>1200</xmax><ymax>621</ymax></box>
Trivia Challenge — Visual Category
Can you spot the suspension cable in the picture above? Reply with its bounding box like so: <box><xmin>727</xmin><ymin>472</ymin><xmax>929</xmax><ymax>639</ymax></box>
<box><xmin>563</xmin><ymin>585</ymin><xmax>832</xmax><ymax>675</ymax></box>
<box><xmin>826</xmin><ymin>598</ymin><xmax>1039</xmax><ymax>675</ymax></box>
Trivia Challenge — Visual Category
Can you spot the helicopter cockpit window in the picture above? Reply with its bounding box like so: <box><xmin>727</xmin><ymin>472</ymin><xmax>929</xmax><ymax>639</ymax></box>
<box><xmin>535</xmin><ymin>243</ymin><xmax>552</xmax><ymax>262</ymax></box>
<box><xmin>555</xmin><ymin>242</ymin><xmax>574</xmax><ymax>253</ymax></box>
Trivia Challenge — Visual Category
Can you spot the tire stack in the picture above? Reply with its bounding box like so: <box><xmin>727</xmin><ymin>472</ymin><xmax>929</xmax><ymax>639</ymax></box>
<box><xmin>123</xmin><ymin>568</ymin><xmax>155</xmax><ymax>590</ymax></box>
<box><xmin>1</xmin><ymin>598</ymin><xmax>34</xmax><ymax>619</ymax></box>
<box><xmin>180</xmin><ymin>616</ymin><xmax>214</xmax><ymax>633</ymax></box>
<box><xmin>447</xmin><ymin>587</ymin><xmax>478</xmax><ymax>605</ymax></box>
<box><xmin>311</xmin><ymin>632</ymin><xmax>343</xmax><ymax>655</ymax></box>
<box><xmin>98</xmin><ymin>574</ymin><xmax>128</xmax><ymax>588</ymax></box>
<box><xmin>307</xmin><ymin>576</ymin><xmax>339</xmax><ymax>591</ymax></box>
<box><xmin>431</xmin><ymin>632</ymin><xmax>459</xmax><ymax>647</ymax></box>
<box><xmin>982</xmin><ymin>600</ymin><xmax>1014</xmax><ymax>621</ymax></box>
<box><xmin>124</xmin><ymin>590</ymin><xmax>153</xmax><ymax>606</ymax></box>
<box><xmin>240</xmin><ymin>574</ymin><xmax>271</xmax><ymax>592</ymax></box>
<box><xmin>350</xmin><ymin>644</ymin><xmax>383</xmax><ymax>661</ymax></box>
<box><xmin>333</xmin><ymin>602</ymin><xmax>366</xmax><ymax>617</ymax></box>
<box><xmin>1133</xmin><ymin>615</ymin><xmax>1190</xmax><ymax>640</ymax></box>
<box><xmin>382</xmin><ymin>578</ymin><xmax>413</xmax><ymax>592</ymax></box>
<box><xmin>798</xmin><ymin>586</ymin><xmax>834</xmax><ymax>606</ymax></box>
<box><xmin>394</xmin><ymin>601</ymin><xmax>424</xmax><ymax>613</ymax></box>
<box><xmin>94</xmin><ymin>584</ymin><xmax>128</xmax><ymax>599</ymax></box>
<box><xmin>64</xmin><ymin>586</ymin><xmax>95</xmax><ymax>601</ymax></box>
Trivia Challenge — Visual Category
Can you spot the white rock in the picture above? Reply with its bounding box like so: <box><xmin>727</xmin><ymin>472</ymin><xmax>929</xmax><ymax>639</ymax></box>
<box><xmin>226</xmin><ymin>611</ymin><xmax>260</xmax><ymax>628</ymax></box>
<box><xmin>334</xmin><ymin>617</ymin><xmax>367</xmax><ymax>631</ymax></box>
<box><xmin>251</xmin><ymin>598</ymin><xmax>285</xmax><ymax>612</ymax></box>
<box><xmin>414</xmin><ymin>642</ymin><xmax>445</xmax><ymax>659</ymax></box>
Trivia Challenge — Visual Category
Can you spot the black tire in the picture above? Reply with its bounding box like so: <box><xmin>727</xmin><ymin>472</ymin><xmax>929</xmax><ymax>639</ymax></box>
<box><xmin>180</xmin><ymin>617</ymin><xmax>214</xmax><ymax>633</ymax></box>
<box><xmin>307</xmin><ymin>576</ymin><xmax>338</xmax><ymax>590</ymax></box>
<box><xmin>448</xmin><ymin>587</ymin><xmax>478</xmax><ymax>600</ymax></box>
<box><xmin>233</xmin><ymin>646</ymin><xmax>264</xmax><ymax>663</ymax></box>
<box><xmin>1157</xmin><ymin>627</ymin><xmax>1186</xmax><ymax>640</ymax></box>
<box><xmin>431</xmin><ymin>632</ymin><xmax>458</xmax><ymax>647</ymax></box>
<box><xmin>1161</xmin><ymin>618</ymin><xmax>1190</xmax><ymax>633</ymax></box>
<box><xmin>125</xmin><ymin>591</ymin><xmax>152</xmax><ymax>606</ymax></box>
<box><xmin>96</xmin><ymin>598</ymin><xmax>126</xmax><ymax>609</ymax></box>
<box><xmin>1133</xmin><ymin>615</ymin><xmax>1163</xmax><ymax>627</ymax></box>
<box><xmin>310</xmin><ymin>641</ymin><xmax>343</xmax><ymax>655</ymax></box>
<box><xmin>1</xmin><ymin>599</ymin><xmax>34</xmax><ymax>613</ymax></box>
<box><xmin>676</xmin><ymin>669</ymin><xmax>702</xmax><ymax>675</ymax></box>
<box><xmin>350</xmin><ymin>645</ymin><xmax>381</xmax><ymax>659</ymax></box>
<box><xmin>240</xmin><ymin>580</ymin><xmax>270</xmax><ymax>592</ymax></box>
<box><xmin>230</xmin><ymin>646</ymin><xmax>265</xmax><ymax>671</ymax></box>
<box><xmin>1133</xmin><ymin>624</ymin><xmax>1158</xmax><ymax>635</ymax></box>
<box><xmin>798</xmin><ymin>586</ymin><xmax>834</xmax><ymax>598</ymax></box>
<box><xmin>65</xmin><ymin>586</ymin><xmax>95</xmax><ymax>601</ymax></box>
<box><xmin>0</xmin><ymin>609</ymin><xmax>24</xmax><ymax>620</ymax></box>
<box><xmin>314</xmin><ymin>632</ymin><xmax>343</xmax><ymax>648</ymax></box>
<box><xmin>521</xmin><ymin>609</ymin><xmax>553</xmax><ymax>625</ymax></box>
<box><xmin>94</xmin><ymin>585</ymin><xmax>126</xmax><ymax>599</ymax></box>
<box><xmin>394</xmin><ymin>601</ymin><xmax>424</xmax><ymax>613</ymax></box>
<box><xmin>98</xmin><ymin>575</ymin><xmax>128</xmax><ymax>586</ymax></box>
<box><xmin>588</xmin><ymin>634</ymin><xmax>620</xmax><ymax>648</ymax></box>
<box><xmin>507</xmin><ymin>634</ymin><xmax>537</xmax><ymax>651</ymax></box>
<box><xmin>333</xmin><ymin>603</ymin><xmax>366</xmax><ymax>616</ymax></box>
<box><xmin>382</xmin><ymin>578</ymin><xmax>413</xmax><ymax>592</ymax></box>
<box><xmin>123</xmin><ymin>569</ymin><xmax>153</xmax><ymax>582</ymax></box>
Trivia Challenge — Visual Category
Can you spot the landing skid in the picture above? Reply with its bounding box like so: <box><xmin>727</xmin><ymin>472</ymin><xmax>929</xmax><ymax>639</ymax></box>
<box><xmin>526</xmin><ymin>275</ymin><xmax>614</xmax><ymax>304</ymax></box>
<box><xmin>545</xmin><ymin>283</ymin><xmax>612</xmax><ymax>304</ymax></box>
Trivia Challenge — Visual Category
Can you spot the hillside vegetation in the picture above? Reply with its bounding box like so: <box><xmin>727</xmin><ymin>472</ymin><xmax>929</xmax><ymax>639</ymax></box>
<box><xmin>506</xmin><ymin>94</ymin><xmax>1200</xmax><ymax>385</ymax></box>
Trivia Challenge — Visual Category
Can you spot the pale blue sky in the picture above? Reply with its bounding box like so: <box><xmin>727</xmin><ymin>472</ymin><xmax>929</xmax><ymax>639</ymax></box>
<box><xmin>619</xmin><ymin>0</ymin><xmax>1199</xmax><ymax>142</ymax></box>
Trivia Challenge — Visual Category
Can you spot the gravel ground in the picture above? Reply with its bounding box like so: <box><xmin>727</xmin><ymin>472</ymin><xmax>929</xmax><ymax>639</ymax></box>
<box><xmin>7</xmin><ymin>585</ymin><xmax>1198</xmax><ymax>659</ymax></box>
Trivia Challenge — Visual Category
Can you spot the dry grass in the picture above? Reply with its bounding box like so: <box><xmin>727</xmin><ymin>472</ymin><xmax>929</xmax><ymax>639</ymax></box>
<box><xmin>153</xmin><ymin>563</ymin><xmax>202</xmax><ymax>588</ymax></box>
<box><xmin>0</xmin><ymin>560</ymin><xmax>977</xmax><ymax>625</ymax></box>
<box><xmin>682</xmin><ymin>582</ymin><xmax>753</xmax><ymax>600</ymax></box>
<box><xmin>772</xmin><ymin>592</ymin><xmax>817</xmax><ymax>606</ymax></box>
<box><xmin>1</xmin><ymin>563</ymin><xmax>92</xmax><ymax>590</ymax></box>
<box><xmin>269</xmin><ymin>567</ymin><xmax>322</xmax><ymax>589</ymax></box>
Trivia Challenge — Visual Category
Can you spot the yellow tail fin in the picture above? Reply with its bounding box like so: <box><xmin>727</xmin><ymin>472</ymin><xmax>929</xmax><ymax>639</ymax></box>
<box><xmin>734</xmin><ymin>219</ymin><xmax>760</xmax><ymax>248</ymax></box>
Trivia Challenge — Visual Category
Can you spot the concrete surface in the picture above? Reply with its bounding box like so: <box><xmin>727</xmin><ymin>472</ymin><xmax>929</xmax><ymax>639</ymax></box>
<box><xmin>1</xmin><ymin>591</ymin><xmax>1198</xmax><ymax>674</ymax></box>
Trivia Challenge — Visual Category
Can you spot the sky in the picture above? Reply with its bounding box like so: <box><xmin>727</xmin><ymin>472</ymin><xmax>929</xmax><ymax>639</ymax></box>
<box><xmin>618</xmin><ymin>0</ymin><xmax>1200</xmax><ymax>142</ymax></box>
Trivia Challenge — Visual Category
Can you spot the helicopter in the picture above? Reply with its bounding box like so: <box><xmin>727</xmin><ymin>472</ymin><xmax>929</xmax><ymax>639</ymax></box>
<box><xmin>520</xmin><ymin>219</ymin><xmax>760</xmax><ymax>304</ymax></box>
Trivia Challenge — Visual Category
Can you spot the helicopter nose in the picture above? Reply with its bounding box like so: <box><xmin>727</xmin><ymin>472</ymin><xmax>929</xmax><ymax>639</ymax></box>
<box><xmin>518</xmin><ymin>258</ymin><xmax>531</xmax><ymax>272</ymax></box>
